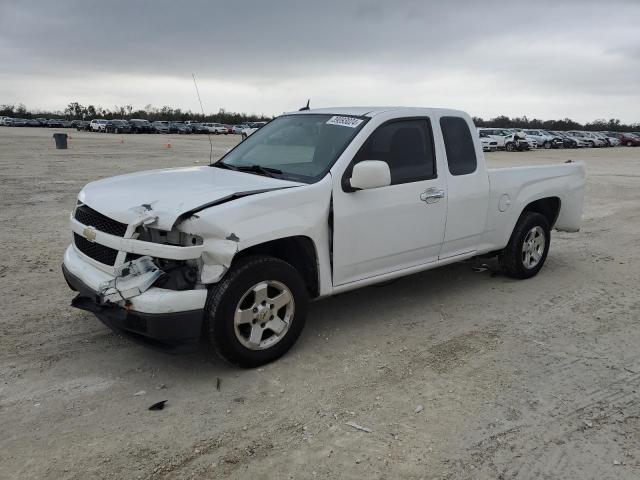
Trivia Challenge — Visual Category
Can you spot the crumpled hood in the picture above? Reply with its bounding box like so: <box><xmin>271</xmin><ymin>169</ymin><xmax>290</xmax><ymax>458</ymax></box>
<box><xmin>78</xmin><ymin>166</ymin><xmax>302</xmax><ymax>230</ymax></box>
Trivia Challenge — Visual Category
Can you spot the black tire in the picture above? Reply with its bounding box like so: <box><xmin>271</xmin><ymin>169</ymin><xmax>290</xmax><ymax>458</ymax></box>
<box><xmin>204</xmin><ymin>256</ymin><xmax>309</xmax><ymax>368</ymax></box>
<box><xmin>588</xmin><ymin>141</ymin><xmax>594</xmax><ymax>148</ymax></box>
<box><xmin>543</xmin><ymin>141</ymin><xmax>551</xmax><ymax>149</ymax></box>
<box><xmin>499</xmin><ymin>212</ymin><xmax>550</xmax><ymax>279</ymax></box>
<box><xmin>505</xmin><ymin>142</ymin><xmax>515</xmax><ymax>152</ymax></box>
<box><xmin>627</xmin><ymin>141</ymin><xmax>634</xmax><ymax>147</ymax></box>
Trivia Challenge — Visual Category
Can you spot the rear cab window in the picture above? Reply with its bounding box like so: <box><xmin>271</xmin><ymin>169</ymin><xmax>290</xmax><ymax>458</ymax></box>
<box><xmin>440</xmin><ymin>116</ymin><xmax>477</xmax><ymax>176</ymax></box>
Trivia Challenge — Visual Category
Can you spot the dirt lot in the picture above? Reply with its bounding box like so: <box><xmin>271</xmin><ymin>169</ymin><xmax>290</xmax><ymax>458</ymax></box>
<box><xmin>1</xmin><ymin>127</ymin><xmax>639</xmax><ymax>479</ymax></box>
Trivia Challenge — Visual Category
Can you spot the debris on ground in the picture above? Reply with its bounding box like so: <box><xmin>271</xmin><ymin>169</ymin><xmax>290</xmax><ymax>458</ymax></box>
<box><xmin>148</xmin><ymin>400</ymin><xmax>167</xmax><ymax>411</ymax></box>
<box><xmin>415</xmin><ymin>405</ymin><xmax>424</xmax><ymax>414</ymax></box>
<box><xmin>345</xmin><ymin>421</ymin><xmax>372</xmax><ymax>433</ymax></box>
<box><xmin>133</xmin><ymin>390</ymin><xmax>146</xmax><ymax>396</ymax></box>
<box><xmin>216</xmin><ymin>378</ymin><xmax>221</xmax><ymax>391</ymax></box>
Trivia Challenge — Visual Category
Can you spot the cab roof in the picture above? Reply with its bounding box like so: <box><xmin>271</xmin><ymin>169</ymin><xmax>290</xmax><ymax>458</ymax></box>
<box><xmin>286</xmin><ymin>106</ymin><xmax>469</xmax><ymax>118</ymax></box>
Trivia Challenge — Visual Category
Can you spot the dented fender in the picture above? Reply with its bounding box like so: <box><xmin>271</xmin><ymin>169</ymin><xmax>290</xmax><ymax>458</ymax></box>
<box><xmin>175</xmin><ymin>175</ymin><xmax>334</xmax><ymax>287</ymax></box>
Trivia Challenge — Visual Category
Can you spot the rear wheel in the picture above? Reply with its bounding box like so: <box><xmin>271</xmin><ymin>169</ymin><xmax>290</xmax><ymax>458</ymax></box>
<box><xmin>505</xmin><ymin>142</ymin><xmax>515</xmax><ymax>152</ymax></box>
<box><xmin>543</xmin><ymin>141</ymin><xmax>551</xmax><ymax>149</ymax></box>
<box><xmin>627</xmin><ymin>141</ymin><xmax>634</xmax><ymax>147</ymax></box>
<box><xmin>499</xmin><ymin>212</ymin><xmax>550</xmax><ymax>279</ymax></box>
<box><xmin>204</xmin><ymin>256</ymin><xmax>309</xmax><ymax>368</ymax></box>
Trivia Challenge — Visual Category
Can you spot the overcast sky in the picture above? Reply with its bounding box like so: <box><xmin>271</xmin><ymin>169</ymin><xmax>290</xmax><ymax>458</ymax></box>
<box><xmin>1</xmin><ymin>0</ymin><xmax>639</xmax><ymax>122</ymax></box>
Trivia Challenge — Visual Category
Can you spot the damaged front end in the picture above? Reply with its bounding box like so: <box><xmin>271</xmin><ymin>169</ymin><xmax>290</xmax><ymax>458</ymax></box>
<box><xmin>64</xmin><ymin>201</ymin><xmax>242</xmax><ymax>351</ymax></box>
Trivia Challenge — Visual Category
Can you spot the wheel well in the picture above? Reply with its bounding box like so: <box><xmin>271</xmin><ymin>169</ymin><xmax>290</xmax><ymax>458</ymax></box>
<box><xmin>234</xmin><ymin>236</ymin><xmax>319</xmax><ymax>298</ymax></box>
<box><xmin>521</xmin><ymin>197</ymin><xmax>561</xmax><ymax>227</ymax></box>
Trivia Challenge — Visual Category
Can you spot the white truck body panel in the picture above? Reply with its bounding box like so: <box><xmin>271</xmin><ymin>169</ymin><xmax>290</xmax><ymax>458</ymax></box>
<box><xmin>64</xmin><ymin>106</ymin><xmax>585</xmax><ymax>317</ymax></box>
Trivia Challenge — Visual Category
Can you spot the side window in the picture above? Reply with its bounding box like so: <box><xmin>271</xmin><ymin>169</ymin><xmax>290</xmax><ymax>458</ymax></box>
<box><xmin>353</xmin><ymin>119</ymin><xmax>436</xmax><ymax>185</ymax></box>
<box><xmin>440</xmin><ymin>116</ymin><xmax>477</xmax><ymax>176</ymax></box>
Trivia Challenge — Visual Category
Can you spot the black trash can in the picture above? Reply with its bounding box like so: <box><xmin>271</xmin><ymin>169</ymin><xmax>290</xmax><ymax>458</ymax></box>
<box><xmin>53</xmin><ymin>133</ymin><xmax>68</xmax><ymax>149</ymax></box>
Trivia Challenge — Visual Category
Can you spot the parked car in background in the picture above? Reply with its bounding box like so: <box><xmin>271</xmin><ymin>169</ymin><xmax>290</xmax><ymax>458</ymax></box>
<box><xmin>105</xmin><ymin>119</ymin><xmax>132</xmax><ymax>134</ymax></box>
<box><xmin>241</xmin><ymin>121</ymin><xmax>268</xmax><ymax>139</ymax></box>
<box><xmin>565</xmin><ymin>131</ymin><xmax>595</xmax><ymax>147</ymax></box>
<box><xmin>567</xmin><ymin>131</ymin><xmax>605</xmax><ymax>147</ymax></box>
<box><xmin>202</xmin><ymin>122</ymin><xmax>229</xmax><ymax>134</ymax></box>
<box><xmin>186</xmin><ymin>123</ymin><xmax>209</xmax><ymax>134</ymax></box>
<box><xmin>478</xmin><ymin>131</ymin><xmax>498</xmax><ymax>151</ymax></box>
<box><xmin>549</xmin><ymin>131</ymin><xmax>578</xmax><ymax>148</ymax></box>
<box><xmin>75</xmin><ymin>121</ymin><xmax>91</xmax><ymax>131</ymax></box>
<box><xmin>47</xmin><ymin>119</ymin><xmax>65</xmax><ymax>128</ymax></box>
<box><xmin>583</xmin><ymin>131</ymin><xmax>607</xmax><ymax>147</ymax></box>
<box><xmin>151</xmin><ymin>121</ymin><xmax>170</xmax><ymax>134</ymax></box>
<box><xmin>231</xmin><ymin>125</ymin><xmax>247</xmax><ymax>134</ymax></box>
<box><xmin>90</xmin><ymin>119</ymin><xmax>108</xmax><ymax>132</ymax></box>
<box><xmin>501</xmin><ymin>128</ymin><xmax>534</xmax><ymax>150</ymax></box>
<box><xmin>477</xmin><ymin>128</ymin><xmax>511</xmax><ymax>149</ymax></box>
<box><xmin>590</xmin><ymin>132</ymin><xmax>612</xmax><ymax>146</ymax></box>
<box><xmin>523</xmin><ymin>129</ymin><xmax>563</xmax><ymax>149</ymax></box>
<box><xmin>26</xmin><ymin>119</ymin><xmax>41</xmax><ymax>127</ymax></box>
<box><xmin>129</xmin><ymin>119</ymin><xmax>153</xmax><ymax>133</ymax></box>
<box><xmin>557</xmin><ymin>131</ymin><xmax>589</xmax><ymax>148</ymax></box>
<box><xmin>170</xmin><ymin>122</ymin><xmax>191</xmax><ymax>134</ymax></box>
<box><xmin>605</xmin><ymin>132</ymin><xmax>640</xmax><ymax>147</ymax></box>
<box><xmin>599</xmin><ymin>133</ymin><xmax>621</xmax><ymax>146</ymax></box>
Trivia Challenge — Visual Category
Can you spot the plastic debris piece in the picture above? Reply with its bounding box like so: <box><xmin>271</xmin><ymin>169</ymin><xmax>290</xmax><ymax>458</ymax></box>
<box><xmin>148</xmin><ymin>400</ymin><xmax>167</xmax><ymax>411</ymax></box>
<box><xmin>345</xmin><ymin>421</ymin><xmax>372</xmax><ymax>433</ymax></box>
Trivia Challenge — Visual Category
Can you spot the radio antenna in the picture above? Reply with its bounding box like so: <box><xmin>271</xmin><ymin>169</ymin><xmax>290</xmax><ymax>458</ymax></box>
<box><xmin>192</xmin><ymin>73</ymin><xmax>213</xmax><ymax>164</ymax></box>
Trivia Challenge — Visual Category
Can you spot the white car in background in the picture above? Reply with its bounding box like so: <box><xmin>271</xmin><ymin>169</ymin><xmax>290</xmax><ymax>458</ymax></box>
<box><xmin>566</xmin><ymin>131</ymin><xmax>605</xmax><ymax>148</ymax></box>
<box><xmin>477</xmin><ymin>128</ymin><xmax>511</xmax><ymax>149</ymax></box>
<box><xmin>202</xmin><ymin>123</ymin><xmax>228</xmax><ymax>134</ymax></box>
<box><xmin>230</xmin><ymin>125</ymin><xmax>247</xmax><ymax>134</ymax></box>
<box><xmin>90</xmin><ymin>119</ymin><xmax>108</xmax><ymax>132</ymax></box>
<box><xmin>505</xmin><ymin>129</ymin><xmax>537</xmax><ymax>149</ymax></box>
<box><xmin>241</xmin><ymin>122</ymin><xmax>268</xmax><ymax>140</ymax></box>
<box><xmin>523</xmin><ymin>129</ymin><xmax>563</xmax><ymax>149</ymax></box>
<box><xmin>554</xmin><ymin>131</ymin><xmax>590</xmax><ymax>148</ymax></box>
<box><xmin>594</xmin><ymin>132</ymin><xmax>618</xmax><ymax>146</ymax></box>
<box><xmin>478</xmin><ymin>131</ymin><xmax>498</xmax><ymax>151</ymax></box>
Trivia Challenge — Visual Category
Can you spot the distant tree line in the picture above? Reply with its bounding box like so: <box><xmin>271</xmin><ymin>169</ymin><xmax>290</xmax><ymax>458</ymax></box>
<box><xmin>1</xmin><ymin>102</ymin><xmax>638</xmax><ymax>131</ymax></box>
<box><xmin>0</xmin><ymin>101</ymin><xmax>271</xmax><ymax>124</ymax></box>
<box><xmin>472</xmin><ymin>115</ymin><xmax>639</xmax><ymax>132</ymax></box>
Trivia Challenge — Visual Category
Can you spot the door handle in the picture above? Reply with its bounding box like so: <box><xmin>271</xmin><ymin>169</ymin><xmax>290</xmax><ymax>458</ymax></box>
<box><xmin>420</xmin><ymin>188</ymin><xmax>445</xmax><ymax>203</ymax></box>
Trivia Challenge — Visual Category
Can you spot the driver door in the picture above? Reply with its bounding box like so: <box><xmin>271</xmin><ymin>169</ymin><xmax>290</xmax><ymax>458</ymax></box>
<box><xmin>332</xmin><ymin>118</ymin><xmax>447</xmax><ymax>286</ymax></box>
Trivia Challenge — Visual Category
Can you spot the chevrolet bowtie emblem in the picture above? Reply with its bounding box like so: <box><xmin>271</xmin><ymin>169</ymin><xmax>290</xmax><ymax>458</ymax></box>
<box><xmin>83</xmin><ymin>226</ymin><xmax>97</xmax><ymax>242</ymax></box>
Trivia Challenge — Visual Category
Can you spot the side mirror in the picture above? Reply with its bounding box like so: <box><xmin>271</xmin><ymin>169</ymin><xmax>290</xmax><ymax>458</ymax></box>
<box><xmin>348</xmin><ymin>160</ymin><xmax>391</xmax><ymax>191</ymax></box>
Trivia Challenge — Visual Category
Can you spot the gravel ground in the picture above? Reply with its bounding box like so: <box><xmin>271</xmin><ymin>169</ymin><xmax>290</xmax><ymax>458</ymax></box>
<box><xmin>1</xmin><ymin>127</ymin><xmax>639</xmax><ymax>480</ymax></box>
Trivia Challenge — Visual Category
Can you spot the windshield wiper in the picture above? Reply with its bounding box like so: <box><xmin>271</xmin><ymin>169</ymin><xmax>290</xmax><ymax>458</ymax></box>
<box><xmin>212</xmin><ymin>162</ymin><xmax>282</xmax><ymax>178</ymax></box>
<box><xmin>235</xmin><ymin>165</ymin><xmax>283</xmax><ymax>178</ymax></box>
<box><xmin>211</xmin><ymin>161</ymin><xmax>239</xmax><ymax>171</ymax></box>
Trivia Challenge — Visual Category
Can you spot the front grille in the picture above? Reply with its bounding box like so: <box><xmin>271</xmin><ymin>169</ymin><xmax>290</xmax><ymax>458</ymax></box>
<box><xmin>74</xmin><ymin>232</ymin><xmax>119</xmax><ymax>265</ymax></box>
<box><xmin>74</xmin><ymin>205</ymin><xmax>128</xmax><ymax>237</ymax></box>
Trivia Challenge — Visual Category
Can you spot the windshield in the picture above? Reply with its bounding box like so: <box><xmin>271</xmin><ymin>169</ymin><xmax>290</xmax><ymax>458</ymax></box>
<box><xmin>217</xmin><ymin>114</ymin><xmax>368</xmax><ymax>183</ymax></box>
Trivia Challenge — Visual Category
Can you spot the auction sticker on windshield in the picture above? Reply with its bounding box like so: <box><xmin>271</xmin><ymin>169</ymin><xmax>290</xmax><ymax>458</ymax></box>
<box><xmin>326</xmin><ymin>116</ymin><xmax>364</xmax><ymax>128</ymax></box>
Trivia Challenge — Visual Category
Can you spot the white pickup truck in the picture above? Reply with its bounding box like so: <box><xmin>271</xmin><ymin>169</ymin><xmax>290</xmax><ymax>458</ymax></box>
<box><xmin>62</xmin><ymin>107</ymin><xmax>585</xmax><ymax>367</ymax></box>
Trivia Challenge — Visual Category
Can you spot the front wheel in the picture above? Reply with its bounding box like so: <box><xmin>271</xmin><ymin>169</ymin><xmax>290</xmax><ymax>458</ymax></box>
<box><xmin>543</xmin><ymin>141</ymin><xmax>551</xmax><ymax>149</ymax></box>
<box><xmin>627</xmin><ymin>141</ymin><xmax>635</xmax><ymax>147</ymax></box>
<box><xmin>499</xmin><ymin>212</ymin><xmax>550</xmax><ymax>279</ymax></box>
<box><xmin>505</xmin><ymin>142</ymin><xmax>515</xmax><ymax>152</ymax></box>
<box><xmin>204</xmin><ymin>256</ymin><xmax>309</xmax><ymax>368</ymax></box>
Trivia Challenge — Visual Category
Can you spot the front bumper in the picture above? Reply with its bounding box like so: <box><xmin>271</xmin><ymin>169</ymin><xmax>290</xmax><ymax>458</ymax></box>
<box><xmin>63</xmin><ymin>245</ymin><xmax>207</xmax><ymax>352</ymax></box>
